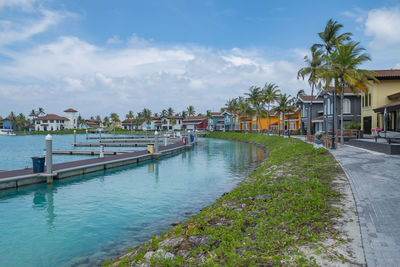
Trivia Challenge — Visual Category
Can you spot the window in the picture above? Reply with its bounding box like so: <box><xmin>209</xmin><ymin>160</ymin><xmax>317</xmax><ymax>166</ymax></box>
<box><xmin>369</xmin><ymin>94</ymin><xmax>371</xmax><ymax>106</ymax></box>
<box><xmin>343</xmin><ymin>99</ymin><xmax>351</xmax><ymax>114</ymax></box>
<box><xmin>364</xmin><ymin>94</ymin><xmax>368</xmax><ymax>107</ymax></box>
<box><xmin>253</xmin><ymin>115</ymin><xmax>257</xmax><ymax>121</ymax></box>
<box><xmin>50</xmin><ymin>120</ymin><xmax>54</xmax><ymax>123</ymax></box>
<box><xmin>361</xmin><ymin>96</ymin><xmax>364</xmax><ymax>107</ymax></box>
<box><xmin>289</xmin><ymin>123</ymin><xmax>295</xmax><ymax>130</ymax></box>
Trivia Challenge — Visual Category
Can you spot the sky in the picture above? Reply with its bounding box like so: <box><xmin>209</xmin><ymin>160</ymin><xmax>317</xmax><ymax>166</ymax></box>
<box><xmin>1</xmin><ymin>0</ymin><xmax>400</xmax><ymax>118</ymax></box>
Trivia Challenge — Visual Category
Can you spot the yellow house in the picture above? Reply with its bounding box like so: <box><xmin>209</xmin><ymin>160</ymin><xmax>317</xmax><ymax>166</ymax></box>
<box><xmin>233</xmin><ymin>109</ymin><xmax>301</xmax><ymax>133</ymax></box>
<box><xmin>361</xmin><ymin>70</ymin><xmax>400</xmax><ymax>134</ymax></box>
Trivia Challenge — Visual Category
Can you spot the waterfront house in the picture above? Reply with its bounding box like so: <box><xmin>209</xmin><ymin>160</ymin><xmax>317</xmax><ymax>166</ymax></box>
<box><xmin>319</xmin><ymin>87</ymin><xmax>361</xmax><ymax>134</ymax></box>
<box><xmin>222</xmin><ymin>111</ymin><xmax>235</xmax><ymax>131</ymax></box>
<box><xmin>86</xmin><ymin>119</ymin><xmax>101</xmax><ymax>129</ymax></box>
<box><xmin>34</xmin><ymin>114</ymin><xmax>70</xmax><ymax>131</ymax></box>
<box><xmin>182</xmin><ymin>116</ymin><xmax>208</xmax><ymax>130</ymax></box>
<box><xmin>63</xmin><ymin>108</ymin><xmax>78</xmax><ymax>129</ymax></box>
<box><xmin>2</xmin><ymin>118</ymin><xmax>16</xmax><ymax>131</ymax></box>
<box><xmin>361</xmin><ymin>69</ymin><xmax>400</xmax><ymax>134</ymax></box>
<box><xmin>160</xmin><ymin>115</ymin><xmax>183</xmax><ymax>131</ymax></box>
<box><xmin>150</xmin><ymin>117</ymin><xmax>161</xmax><ymax>131</ymax></box>
<box><xmin>233</xmin><ymin>110</ymin><xmax>301</xmax><ymax>133</ymax></box>
<box><xmin>297</xmin><ymin>93</ymin><xmax>324</xmax><ymax>134</ymax></box>
<box><xmin>208</xmin><ymin>112</ymin><xmax>224</xmax><ymax>131</ymax></box>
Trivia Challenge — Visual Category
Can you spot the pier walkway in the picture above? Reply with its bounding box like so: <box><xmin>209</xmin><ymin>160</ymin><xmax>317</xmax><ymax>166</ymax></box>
<box><xmin>0</xmin><ymin>142</ymin><xmax>187</xmax><ymax>190</ymax></box>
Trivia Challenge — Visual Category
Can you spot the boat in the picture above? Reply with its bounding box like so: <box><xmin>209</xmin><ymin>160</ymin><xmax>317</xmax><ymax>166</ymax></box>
<box><xmin>0</xmin><ymin>129</ymin><xmax>16</xmax><ymax>136</ymax></box>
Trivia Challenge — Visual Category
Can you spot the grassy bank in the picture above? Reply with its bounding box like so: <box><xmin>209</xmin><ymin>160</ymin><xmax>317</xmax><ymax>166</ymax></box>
<box><xmin>106</xmin><ymin>133</ymin><xmax>342</xmax><ymax>266</ymax></box>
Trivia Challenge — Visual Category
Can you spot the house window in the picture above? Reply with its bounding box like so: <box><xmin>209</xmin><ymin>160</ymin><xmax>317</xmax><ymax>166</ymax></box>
<box><xmin>253</xmin><ymin>115</ymin><xmax>256</xmax><ymax>121</ymax></box>
<box><xmin>50</xmin><ymin>120</ymin><xmax>54</xmax><ymax>123</ymax></box>
<box><xmin>364</xmin><ymin>94</ymin><xmax>368</xmax><ymax>107</ymax></box>
<box><xmin>368</xmin><ymin>94</ymin><xmax>371</xmax><ymax>106</ymax></box>
<box><xmin>43</xmin><ymin>120</ymin><xmax>48</xmax><ymax>123</ymax></box>
<box><xmin>343</xmin><ymin>99</ymin><xmax>351</xmax><ymax>114</ymax></box>
<box><xmin>289</xmin><ymin>123</ymin><xmax>295</xmax><ymax>130</ymax></box>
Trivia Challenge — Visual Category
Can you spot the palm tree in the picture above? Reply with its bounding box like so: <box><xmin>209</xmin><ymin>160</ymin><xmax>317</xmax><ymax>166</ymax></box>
<box><xmin>261</xmin><ymin>83</ymin><xmax>280</xmax><ymax>133</ymax></box>
<box><xmin>126</xmin><ymin>110</ymin><xmax>135</xmax><ymax>132</ymax></box>
<box><xmin>161</xmin><ymin>109</ymin><xmax>168</xmax><ymax>117</ymax></box>
<box><xmin>181</xmin><ymin>111</ymin><xmax>187</xmax><ymax>119</ymax></box>
<box><xmin>95</xmin><ymin>115</ymin><xmax>101</xmax><ymax>122</ymax></box>
<box><xmin>245</xmin><ymin>86</ymin><xmax>263</xmax><ymax>132</ymax></box>
<box><xmin>274</xmin><ymin>94</ymin><xmax>295</xmax><ymax>136</ymax></box>
<box><xmin>322</xmin><ymin>41</ymin><xmax>375</xmax><ymax>144</ymax></box>
<box><xmin>141</xmin><ymin>108</ymin><xmax>152</xmax><ymax>124</ymax></box>
<box><xmin>298</xmin><ymin>45</ymin><xmax>324</xmax><ymax>135</ymax></box>
<box><xmin>167</xmin><ymin>107</ymin><xmax>174</xmax><ymax>116</ymax></box>
<box><xmin>314</xmin><ymin>19</ymin><xmax>352</xmax><ymax>147</ymax></box>
<box><xmin>110</xmin><ymin>113</ymin><xmax>120</xmax><ymax>128</ymax></box>
<box><xmin>37</xmin><ymin>107</ymin><xmax>45</xmax><ymax>116</ymax></box>
<box><xmin>103</xmin><ymin>116</ymin><xmax>110</xmax><ymax>127</ymax></box>
<box><xmin>187</xmin><ymin>106</ymin><xmax>195</xmax><ymax>116</ymax></box>
<box><xmin>238</xmin><ymin>100</ymin><xmax>254</xmax><ymax>131</ymax></box>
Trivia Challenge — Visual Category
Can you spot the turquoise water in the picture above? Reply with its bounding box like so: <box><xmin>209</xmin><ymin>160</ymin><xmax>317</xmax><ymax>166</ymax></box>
<box><xmin>0</xmin><ymin>134</ymin><xmax>143</xmax><ymax>170</ymax></box>
<box><xmin>0</xmin><ymin>138</ymin><xmax>265</xmax><ymax>266</ymax></box>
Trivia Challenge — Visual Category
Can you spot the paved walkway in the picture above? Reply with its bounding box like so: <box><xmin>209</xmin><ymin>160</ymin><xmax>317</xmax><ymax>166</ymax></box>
<box><xmin>331</xmin><ymin>145</ymin><xmax>400</xmax><ymax>267</ymax></box>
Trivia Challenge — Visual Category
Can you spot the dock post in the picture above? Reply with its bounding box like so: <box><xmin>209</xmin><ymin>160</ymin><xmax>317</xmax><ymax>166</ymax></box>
<box><xmin>86</xmin><ymin>129</ymin><xmax>88</xmax><ymax>140</ymax></box>
<box><xmin>154</xmin><ymin>131</ymin><xmax>159</xmax><ymax>153</ymax></box>
<box><xmin>164</xmin><ymin>135</ymin><xmax>168</xmax><ymax>146</ymax></box>
<box><xmin>73</xmin><ymin>130</ymin><xmax>77</xmax><ymax>146</ymax></box>
<box><xmin>187</xmin><ymin>130</ymin><xmax>192</xmax><ymax>146</ymax></box>
<box><xmin>99</xmin><ymin>128</ymin><xmax>102</xmax><ymax>141</ymax></box>
<box><xmin>100</xmin><ymin>145</ymin><xmax>104</xmax><ymax>158</ymax></box>
<box><xmin>46</xmin><ymin>134</ymin><xmax>53</xmax><ymax>183</ymax></box>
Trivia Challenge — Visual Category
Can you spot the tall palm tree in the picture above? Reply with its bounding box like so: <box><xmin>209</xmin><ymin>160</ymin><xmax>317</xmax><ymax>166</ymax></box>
<box><xmin>322</xmin><ymin>41</ymin><xmax>375</xmax><ymax>144</ymax></box>
<box><xmin>274</xmin><ymin>94</ymin><xmax>295</xmax><ymax>136</ymax></box>
<box><xmin>238</xmin><ymin>100</ymin><xmax>255</xmax><ymax>131</ymax></box>
<box><xmin>160</xmin><ymin>109</ymin><xmax>168</xmax><ymax>117</ymax></box>
<box><xmin>109</xmin><ymin>113</ymin><xmax>120</xmax><ymax>128</ymax></box>
<box><xmin>245</xmin><ymin>86</ymin><xmax>263</xmax><ymax>132</ymax></box>
<box><xmin>141</xmin><ymin>108</ymin><xmax>152</xmax><ymax>124</ymax></box>
<box><xmin>37</xmin><ymin>107</ymin><xmax>45</xmax><ymax>116</ymax></box>
<box><xmin>314</xmin><ymin>19</ymin><xmax>352</xmax><ymax>147</ymax></box>
<box><xmin>298</xmin><ymin>45</ymin><xmax>324</xmax><ymax>135</ymax></box>
<box><xmin>103</xmin><ymin>116</ymin><xmax>110</xmax><ymax>127</ymax></box>
<box><xmin>261</xmin><ymin>83</ymin><xmax>280</xmax><ymax>133</ymax></box>
<box><xmin>167</xmin><ymin>107</ymin><xmax>174</xmax><ymax>116</ymax></box>
<box><xmin>187</xmin><ymin>106</ymin><xmax>195</xmax><ymax>116</ymax></box>
<box><xmin>181</xmin><ymin>111</ymin><xmax>187</xmax><ymax>119</ymax></box>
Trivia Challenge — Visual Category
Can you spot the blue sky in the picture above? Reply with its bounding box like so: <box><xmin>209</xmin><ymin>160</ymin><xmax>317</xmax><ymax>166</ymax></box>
<box><xmin>1</xmin><ymin>0</ymin><xmax>400</xmax><ymax>118</ymax></box>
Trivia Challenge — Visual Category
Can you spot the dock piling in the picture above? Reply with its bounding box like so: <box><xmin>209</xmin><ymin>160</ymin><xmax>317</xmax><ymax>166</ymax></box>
<box><xmin>99</xmin><ymin>145</ymin><xmax>104</xmax><ymax>158</ymax></box>
<box><xmin>86</xmin><ymin>129</ymin><xmax>88</xmax><ymax>140</ymax></box>
<box><xmin>73</xmin><ymin>130</ymin><xmax>77</xmax><ymax>146</ymax></box>
<box><xmin>154</xmin><ymin>131</ymin><xmax>159</xmax><ymax>153</ymax></box>
<box><xmin>45</xmin><ymin>134</ymin><xmax>53</xmax><ymax>183</ymax></box>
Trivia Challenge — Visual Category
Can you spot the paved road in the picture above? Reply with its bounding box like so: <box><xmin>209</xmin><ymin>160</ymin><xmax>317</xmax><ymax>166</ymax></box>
<box><xmin>331</xmin><ymin>145</ymin><xmax>400</xmax><ymax>267</ymax></box>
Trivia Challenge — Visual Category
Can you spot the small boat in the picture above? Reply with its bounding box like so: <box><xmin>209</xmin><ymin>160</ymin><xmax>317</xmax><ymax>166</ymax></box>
<box><xmin>0</xmin><ymin>129</ymin><xmax>16</xmax><ymax>136</ymax></box>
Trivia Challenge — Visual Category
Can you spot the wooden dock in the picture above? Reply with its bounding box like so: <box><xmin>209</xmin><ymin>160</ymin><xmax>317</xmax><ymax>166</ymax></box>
<box><xmin>0</xmin><ymin>141</ymin><xmax>192</xmax><ymax>190</ymax></box>
<box><xmin>52</xmin><ymin>149</ymin><xmax>135</xmax><ymax>155</ymax></box>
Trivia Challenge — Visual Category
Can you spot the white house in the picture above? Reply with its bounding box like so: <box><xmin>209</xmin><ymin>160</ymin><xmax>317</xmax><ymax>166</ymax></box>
<box><xmin>160</xmin><ymin>116</ymin><xmax>183</xmax><ymax>130</ymax></box>
<box><xmin>63</xmin><ymin>108</ymin><xmax>78</xmax><ymax>129</ymax></box>
<box><xmin>34</xmin><ymin>114</ymin><xmax>70</xmax><ymax>131</ymax></box>
<box><xmin>33</xmin><ymin>108</ymin><xmax>78</xmax><ymax>131</ymax></box>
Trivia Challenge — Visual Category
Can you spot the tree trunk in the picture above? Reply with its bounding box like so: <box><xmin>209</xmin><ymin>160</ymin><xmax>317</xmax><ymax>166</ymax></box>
<box><xmin>278</xmin><ymin>113</ymin><xmax>280</xmax><ymax>136</ymax></box>
<box><xmin>308</xmin><ymin>83</ymin><xmax>314</xmax><ymax>136</ymax></box>
<box><xmin>266</xmin><ymin>104</ymin><xmax>270</xmax><ymax>133</ymax></box>
<box><xmin>340</xmin><ymin>84</ymin><xmax>344</xmax><ymax>145</ymax></box>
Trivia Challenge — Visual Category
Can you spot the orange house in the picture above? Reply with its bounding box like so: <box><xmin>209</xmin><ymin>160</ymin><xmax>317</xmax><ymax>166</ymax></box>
<box><xmin>233</xmin><ymin>109</ymin><xmax>301</xmax><ymax>133</ymax></box>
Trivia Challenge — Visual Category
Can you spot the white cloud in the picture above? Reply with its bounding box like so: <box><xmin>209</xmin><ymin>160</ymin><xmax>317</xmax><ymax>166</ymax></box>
<box><xmin>0</xmin><ymin>8</ymin><xmax>72</xmax><ymax>47</ymax></box>
<box><xmin>365</xmin><ymin>7</ymin><xmax>400</xmax><ymax>49</ymax></box>
<box><xmin>0</xmin><ymin>0</ymin><xmax>38</xmax><ymax>11</ymax></box>
<box><xmin>0</xmin><ymin>35</ymin><xmax>308</xmax><ymax>117</ymax></box>
<box><xmin>107</xmin><ymin>35</ymin><xmax>122</xmax><ymax>44</ymax></box>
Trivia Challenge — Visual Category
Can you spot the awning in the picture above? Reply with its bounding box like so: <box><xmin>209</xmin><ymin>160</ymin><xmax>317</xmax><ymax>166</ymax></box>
<box><xmin>373</xmin><ymin>100</ymin><xmax>400</xmax><ymax>113</ymax></box>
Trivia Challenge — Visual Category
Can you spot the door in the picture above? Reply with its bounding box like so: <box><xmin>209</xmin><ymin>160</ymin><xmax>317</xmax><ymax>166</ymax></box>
<box><xmin>363</xmin><ymin>116</ymin><xmax>372</xmax><ymax>134</ymax></box>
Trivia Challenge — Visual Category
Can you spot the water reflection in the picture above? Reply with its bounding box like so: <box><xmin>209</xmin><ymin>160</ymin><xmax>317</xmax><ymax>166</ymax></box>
<box><xmin>32</xmin><ymin>185</ymin><xmax>56</xmax><ymax>230</ymax></box>
<box><xmin>147</xmin><ymin>161</ymin><xmax>159</xmax><ymax>183</ymax></box>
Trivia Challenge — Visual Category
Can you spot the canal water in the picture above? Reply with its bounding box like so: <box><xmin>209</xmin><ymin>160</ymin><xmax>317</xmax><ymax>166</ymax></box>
<box><xmin>0</xmin><ymin>134</ymin><xmax>143</xmax><ymax>170</ymax></box>
<box><xmin>0</xmin><ymin>138</ymin><xmax>265</xmax><ymax>267</ymax></box>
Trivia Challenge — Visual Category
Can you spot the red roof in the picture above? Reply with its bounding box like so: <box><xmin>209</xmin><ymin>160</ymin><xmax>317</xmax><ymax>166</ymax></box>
<box><xmin>183</xmin><ymin>116</ymin><xmax>206</xmax><ymax>121</ymax></box>
<box><xmin>151</xmin><ymin>117</ymin><xmax>161</xmax><ymax>120</ymax></box>
<box><xmin>372</xmin><ymin>69</ymin><xmax>400</xmax><ymax>79</ymax></box>
<box><xmin>122</xmin><ymin>119</ymin><xmax>134</xmax><ymax>123</ymax></box>
<box><xmin>210</xmin><ymin>112</ymin><xmax>222</xmax><ymax>116</ymax></box>
<box><xmin>64</xmin><ymin>108</ymin><xmax>78</xmax><ymax>112</ymax></box>
<box><xmin>34</xmin><ymin>114</ymin><xmax>69</xmax><ymax>121</ymax></box>
<box><xmin>164</xmin><ymin>115</ymin><xmax>183</xmax><ymax>119</ymax></box>
<box><xmin>298</xmin><ymin>94</ymin><xmax>323</xmax><ymax>102</ymax></box>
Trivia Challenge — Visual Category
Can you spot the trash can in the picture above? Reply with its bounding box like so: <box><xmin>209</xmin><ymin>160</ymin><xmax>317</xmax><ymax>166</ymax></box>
<box><xmin>32</xmin><ymin>156</ymin><xmax>45</xmax><ymax>173</ymax></box>
<box><xmin>147</xmin><ymin>144</ymin><xmax>154</xmax><ymax>154</ymax></box>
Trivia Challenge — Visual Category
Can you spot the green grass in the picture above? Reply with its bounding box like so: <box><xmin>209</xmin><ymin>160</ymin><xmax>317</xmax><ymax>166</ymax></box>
<box><xmin>105</xmin><ymin>132</ymin><xmax>342</xmax><ymax>266</ymax></box>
